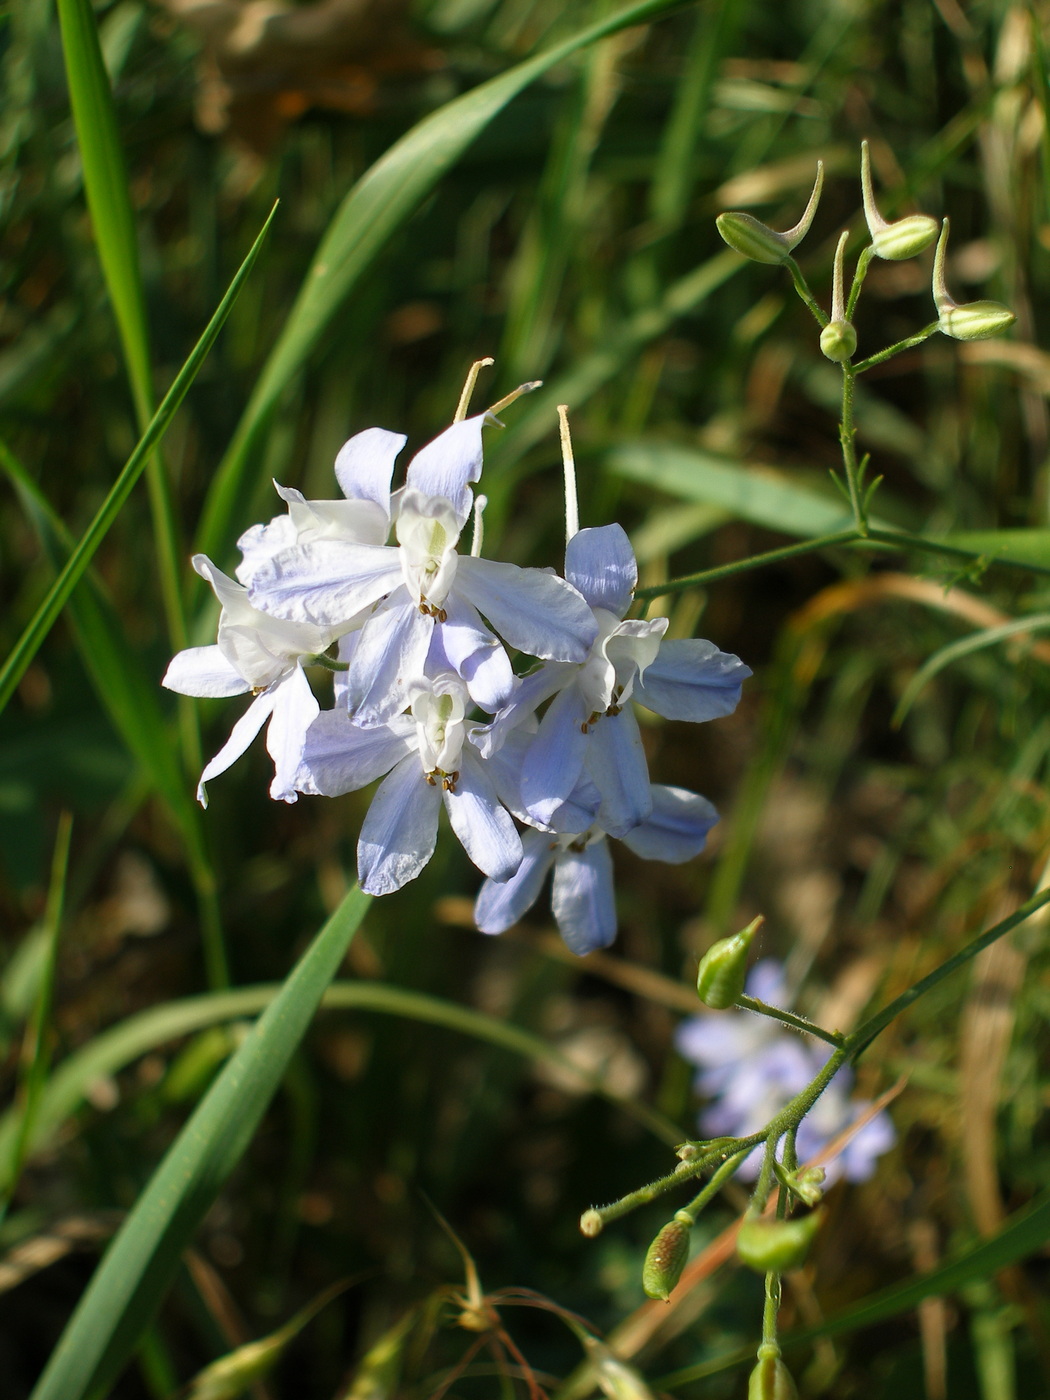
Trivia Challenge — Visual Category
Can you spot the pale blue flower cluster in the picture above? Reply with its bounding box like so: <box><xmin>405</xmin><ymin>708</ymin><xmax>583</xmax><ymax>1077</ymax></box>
<box><xmin>675</xmin><ymin>961</ymin><xmax>896</xmax><ymax>1181</ymax></box>
<box><xmin>164</xmin><ymin>411</ymin><xmax>750</xmax><ymax>952</ymax></box>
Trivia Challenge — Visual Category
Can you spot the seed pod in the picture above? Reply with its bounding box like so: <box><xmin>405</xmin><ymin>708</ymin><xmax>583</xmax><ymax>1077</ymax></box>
<box><xmin>736</xmin><ymin>1210</ymin><xmax>822</xmax><ymax>1274</ymax></box>
<box><xmin>933</xmin><ymin>219</ymin><xmax>1015</xmax><ymax>341</ymax></box>
<box><xmin>642</xmin><ymin>1218</ymin><xmax>690</xmax><ymax>1301</ymax></box>
<box><xmin>748</xmin><ymin>1348</ymin><xmax>799</xmax><ymax>1400</ymax></box>
<box><xmin>696</xmin><ymin>914</ymin><xmax>763</xmax><ymax>1009</ymax></box>
<box><xmin>716</xmin><ymin>164</ymin><xmax>824</xmax><ymax>265</ymax></box>
<box><xmin>860</xmin><ymin>141</ymin><xmax>938</xmax><ymax>260</ymax></box>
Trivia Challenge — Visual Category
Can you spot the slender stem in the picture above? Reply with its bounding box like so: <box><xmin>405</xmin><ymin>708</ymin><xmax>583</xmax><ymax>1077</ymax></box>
<box><xmin>839</xmin><ymin>365</ymin><xmax>867</xmax><ymax>533</ymax></box>
<box><xmin>592</xmin><ymin>1141</ymin><xmax>760</xmax><ymax>1227</ymax></box>
<box><xmin>632</xmin><ymin>529</ymin><xmax>860</xmax><ymax>599</ymax></box>
<box><xmin>761</xmin><ymin>1272</ymin><xmax>782</xmax><ymax>1350</ymax></box>
<box><xmin>784</xmin><ymin>256</ymin><xmax>829</xmax><ymax>327</ymax></box>
<box><xmin>454</xmin><ymin>357</ymin><xmax>494</xmax><ymax>421</ymax></box>
<box><xmin>675</xmin><ymin>1148</ymin><xmax>753</xmax><ymax>1224</ymax></box>
<box><xmin>735</xmin><ymin>995</ymin><xmax>845</xmax><ymax>1049</ymax></box>
<box><xmin>751</xmin><ymin>1135</ymin><xmax>780</xmax><ymax>1214</ymax></box>
<box><xmin>846</xmin><ymin>883</ymin><xmax>1050</xmax><ymax>1061</ymax></box>
<box><xmin>854</xmin><ymin>322</ymin><xmax>940</xmax><ymax>374</ymax></box>
<box><xmin>845</xmin><ymin>244</ymin><xmax>875</xmax><ymax>321</ymax></box>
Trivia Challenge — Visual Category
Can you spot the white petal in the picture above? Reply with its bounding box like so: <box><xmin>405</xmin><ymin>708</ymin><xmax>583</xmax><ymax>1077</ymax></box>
<box><xmin>197</xmin><ymin>689</ymin><xmax>276</xmax><ymax>806</ymax></box>
<box><xmin>550</xmin><ymin>840</ymin><xmax>617</xmax><ymax>954</ymax></box>
<box><xmin>357</xmin><ymin>755</ymin><xmax>441</xmax><ymax>895</ymax></box>
<box><xmin>246</xmin><ymin>540</ymin><xmax>402</xmax><ymax>628</ymax></box>
<box><xmin>444</xmin><ymin>752</ymin><xmax>522</xmax><ymax>881</ymax></box>
<box><xmin>297</xmin><ymin>709</ymin><xmax>414</xmax><ymax>795</ymax></box>
<box><xmin>587</xmin><ymin>709</ymin><xmax>652</xmax><ymax>838</ymax></box>
<box><xmin>404</xmin><ymin>413</ymin><xmax>488</xmax><ymax>524</ymax></box>
<box><xmin>474</xmin><ymin>829</ymin><xmax>556</xmax><ymax>934</ymax></box>
<box><xmin>163</xmin><ymin>646</ymin><xmax>249</xmax><ymax>698</ymax></box>
<box><xmin>266</xmin><ymin>666</ymin><xmax>320</xmax><ymax>803</ymax></box>
<box><xmin>344</xmin><ymin>598</ymin><xmax>432</xmax><ymax>727</ymax></box>
<box><xmin>455</xmin><ymin>557</ymin><xmax>597</xmax><ymax>662</ymax></box>
<box><xmin>439</xmin><ymin>596</ymin><xmax>515</xmax><ymax>713</ymax></box>
<box><xmin>619</xmin><ymin>784</ymin><xmax>719</xmax><ymax>863</ymax></box>
<box><xmin>520</xmin><ymin>684</ymin><xmax>589</xmax><ymax>827</ymax></box>
<box><xmin>334</xmin><ymin>427</ymin><xmax>406</xmax><ymax>511</ymax></box>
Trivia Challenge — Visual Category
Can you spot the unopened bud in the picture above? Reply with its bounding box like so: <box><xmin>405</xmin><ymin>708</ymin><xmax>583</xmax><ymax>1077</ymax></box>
<box><xmin>736</xmin><ymin>1210</ymin><xmax>822</xmax><ymax>1274</ymax></box>
<box><xmin>696</xmin><ymin>914</ymin><xmax>763</xmax><ymax>1009</ymax></box>
<box><xmin>860</xmin><ymin>141</ymin><xmax>938</xmax><ymax>260</ymax></box>
<box><xmin>819</xmin><ymin>231</ymin><xmax>856</xmax><ymax>362</ymax></box>
<box><xmin>748</xmin><ymin>1347</ymin><xmax>799</xmax><ymax>1400</ymax></box>
<box><xmin>584</xmin><ymin>1338</ymin><xmax>658</xmax><ymax>1400</ymax></box>
<box><xmin>716</xmin><ymin>163</ymin><xmax>824</xmax><ymax>265</ymax></box>
<box><xmin>642</xmin><ymin>1217</ymin><xmax>690</xmax><ymax>1301</ymax></box>
<box><xmin>788</xmin><ymin>1165</ymin><xmax>826</xmax><ymax>1207</ymax></box>
<box><xmin>580</xmin><ymin>1209</ymin><xmax>604</xmax><ymax>1238</ymax></box>
<box><xmin>933</xmin><ymin>219</ymin><xmax>1015</xmax><ymax>340</ymax></box>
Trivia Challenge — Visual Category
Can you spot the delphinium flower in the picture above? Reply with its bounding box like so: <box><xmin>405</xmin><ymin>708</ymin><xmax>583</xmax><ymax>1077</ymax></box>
<box><xmin>675</xmin><ymin>960</ymin><xmax>895</xmax><ymax>1182</ymax></box>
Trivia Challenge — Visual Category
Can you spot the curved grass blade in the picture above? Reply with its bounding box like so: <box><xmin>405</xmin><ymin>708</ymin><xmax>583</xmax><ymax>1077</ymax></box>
<box><xmin>0</xmin><ymin>201</ymin><xmax>278</xmax><ymax>721</ymax></box>
<box><xmin>0</xmin><ymin>979</ymin><xmax>678</xmax><ymax>1196</ymax></box>
<box><xmin>28</xmin><ymin>884</ymin><xmax>370</xmax><ymax>1400</ymax></box>
<box><xmin>194</xmin><ymin>0</ymin><xmax>689</xmax><ymax>564</ymax></box>
<box><xmin>56</xmin><ymin>0</ymin><xmax>185</xmax><ymax>652</ymax></box>
<box><xmin>892</xmin><ymin>611</ymin><xmax>1050</xmax><ymax>727</ymax></box>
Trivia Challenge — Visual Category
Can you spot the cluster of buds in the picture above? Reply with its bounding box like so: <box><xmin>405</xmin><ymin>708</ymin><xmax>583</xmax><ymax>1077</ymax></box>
<box><xmin>717</xmin><ymin>141</ymin><xmax>1015</xmax><ymax>354</ymax></box>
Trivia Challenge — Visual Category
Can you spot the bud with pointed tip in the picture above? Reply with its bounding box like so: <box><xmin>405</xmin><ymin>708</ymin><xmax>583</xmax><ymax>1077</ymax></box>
<box><xmin>933</xmin><ymin>219</ymin><xmax>1016</xmax><ymax>340</ymax></box>
<box><xmin>642</xmin><ymin>1218</ymin><xmax>690</xmax><ymax>1301</ymax></box>
<box><xmin>716</xmin><ymin>164</ymin><xmax>824</xmax><ymax>265</ymax></box>
<box><xmin>736</xmin><ymin>1210</ymin><xmax>823</xmax><ymax>1274</ymax></box>
<box><xmin>819</xmin><ymin>230</ymin><xmax>857</xmax><ymax>362</ymax></box>
<box><xmin>787</xmin><ymin>1165</ymin><xmax>826</xmax><ymax>1207</ymax></box>
<box><xmin>748</xmin><ymin>1346</ymin><xmax>799</xmax><ymax>1400</ymax></box>
<box><xmin>696</xmin><ymin>914</ymin><xmax>764</xmax><ymax>1009</ymax></box>
<box><xmin>860</xmin><ymin>141</ymin><xmax>938</xmax><ymax>260</ymax></box>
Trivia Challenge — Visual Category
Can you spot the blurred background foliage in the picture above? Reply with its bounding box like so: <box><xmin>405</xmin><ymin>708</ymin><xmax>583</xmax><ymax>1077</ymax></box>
<box><xmin>2</xmin><ymin>0</ymin><xmax>1050</xmax><ymax>1394</ymax></box>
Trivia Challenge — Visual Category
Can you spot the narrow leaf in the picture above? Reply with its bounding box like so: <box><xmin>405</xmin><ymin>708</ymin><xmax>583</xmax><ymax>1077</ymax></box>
<box><xmin>0</xmin><ymin>201</ymin><xmax>277</xmax><ymax>719</ymax></box>
<box><xmin>28</xmin><ymin>884</ymin><xmax>370</xmax><ymax>1400</ymax></box>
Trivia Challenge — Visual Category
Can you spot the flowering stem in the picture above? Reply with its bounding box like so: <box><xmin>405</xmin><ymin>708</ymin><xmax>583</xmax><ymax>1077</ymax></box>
<box><xmin>784</xmin><ymin>255</ymin><xmax>829</xmax><ymax>328</ymax></box>
<box><xmin>839</xmin><ymin>364</ymin><xmax>867</xmax><ymax>533</ymax></box>
<box><xmin>674</xmin><ymin>1148</ymin><xmax>753</xmax><ymax>1224</ymax></box>
<box><xmin>735</xmin><ymin>995</ymin><xmax>846</xmax><ymax>1050</ymax></box>
<box><xmin>761</xmin><ymin>1272</ymin><xmax>782</xmax><ymax>1351</ymax></box>
<box><xmin>590</xmin><ymin>1141</ymin><xmax>762</xmax><ymax>1227</ymax></box>
<box><xmin>853</xmin><ymin>322</ymin><xmax>940</xmax><ymax>374</ymax></box>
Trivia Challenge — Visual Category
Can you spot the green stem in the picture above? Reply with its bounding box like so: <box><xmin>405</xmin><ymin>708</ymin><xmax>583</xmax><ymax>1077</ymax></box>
<box><xmin>784</xmin><ymin>256</ymin><xmax>829</xmax><ymax>327</ymax></box>
<box><xmin>845</xmin><ymin>244</ymin><xmax>875</xmax><ymax>321</ymax></box>
<box><xmin>761</xmin><ymin>1272</ymin><xmax>782</xmax><ymax>1351</ymax></box>
<box><xmin>839</xmin><ymin>364</ymin><xmax>867</xmax><ymax>533</ymax></box>
<box><xmin>593</xmin><ymin>1142</ymin><xmax>758</xmax><ymax>1226</ymax></box>
<box><xmin>735</xmin><ymin>995</ymin><xmax>845</xmax><ymax>1050</ymax></box>
<box><xmin>854</xmin><ymin>322</ymin><xmax>940</xmax><ymax>374</ymax></box>
<box><xmin>846</xmin><ymin>883</ymin><xmax>1050</xmax><ymax>1061</ymax></box>
<box><xmin>674</xmin><ymin>1148</ymin><xmax>753</xmax><ymax>1224</ymax></box>
<box><xmin>633</xmin><ymin>529</ymin><xmax>860</xmax><ymax>599</ymax></box>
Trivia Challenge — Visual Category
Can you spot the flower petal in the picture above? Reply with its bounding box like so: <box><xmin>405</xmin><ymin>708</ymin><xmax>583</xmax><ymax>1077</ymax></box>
<box><xmin>472</xmin><ymin>662</ymin><xmax>569</xmax><ymax>759</ymax></box>
<box><xmin>197</xmin><ymin>689</ymin><xmax>276</xmax><ymax>806</ymax></box>
<box><xmin>404</xmin><ymin>413</ymin><xmax>488</xmax><ymax>524</ymax></box>
<box><xmin>551</xmin><ymin>839</ymin><xmax>617</xmax><ymax>954</ymax></box>
<box><xmin>163</xmin><ymin>646</ymin><xmax>249</xmax><ymax>698</ymax></box>
<box><xmin>298</xmin><ymin>709</ymin><xmax>414</xmax><ymax>795</ymax></box>
<box><xmin>246</xmin><ymin>540</ymin><xmax>403</xmax><ymax>629</ymax></box>
<box><xmin>344</xmin><ymin>597</ymin><xmax>432</xmax><ymax>726</ymax></box>
<box><xmin>266</xmin><ymin>665</ymin><xmax>319</xmax><ymax>803</ymax></box>
<box><xmin>619</xmin><ymin>784</ymin><xmax>719</xmax><ymax>863</ymax></box>
<box><xmin>474</xmin><ymin>829</ymin><xmax>556</xmax><ymax>933</ymax></box>
<box><xmin>632</xmin><ymin>639</ymin><xmax>751</xmax><ymax>722</ymax></box>
<box><xmin>564</xmin><ymin>523</ymin><xmax>637</xmax><ymax>617</ymax></box>
<box><xmin>438</xmin><ymin>596</ymin><xmax>515</xmax><ymax>713</ymax></box>
<box><xmin>520</xmin><ymin>684</ymin><xmax>590</xmax><ymax>828</ymax></box>
<box><xmin>444</xmin><ymin>751</ymin><xmax>523</xmax><ymax>881</ymax></box>
<box><xmin>587</xmin><ymin>709</ymin><xmax>652</xmax><ymax>837</ymax></box>
<box><xmin>334</xmin><ymin>427</ymin><xmax>406</xmax><ymax>512</ymax></box>
<box><xmin>456</xmin><ymin>557</ymin><xmax>597</xmax><ymax>662</ymax></box>
<box><xmin>357</xmin><ymin>754</ymin><xmax>441</xmax><ymax>895</ymax></box>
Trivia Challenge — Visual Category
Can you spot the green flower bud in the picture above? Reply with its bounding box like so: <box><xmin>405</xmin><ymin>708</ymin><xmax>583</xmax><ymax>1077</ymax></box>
<box><xmin>642</xmin><ymin>1217</ymin><xmax>690</xmax><ymax>1301</ymax></box>
<box><xmin>748</xmin><ymin>1347</ymin><xmax>799</xmax><ymax>1400</ymax></box>
<box><xmin>820</xmin><ymin>320</ymin><xmax>857</xmax><ymax>362</ymax></box>
<box><xmin>716</xmin><ymin>163</ymin><xmax>824</xmax><ymax>265</ymax></box>
<box><xmin>736</xmin><ymin>1210</ymin><xmax>823</xmax><ymax>1274</ymax></box>
<box><xmin>933</xmin><ymin>219</ymin><xmax>1015</xmax><ymax>341</ymax></box>
<box><xmin>787</xmin><ymin>1165</ymin><xmax>826</xmax><ymax>1207</ymax></box>
<box><xmin>696</xmin><ymin>914</ymin><xmax>764</xmax><ymax>1009</ymax></box>
<box><xmin>860</xmin><ymin>141</ymin><xmax>939</xmax><ymax>260</ymax></box>
<box><xmin>580</xmin><ymin>1209</ymin><xmax>604</xmax><ymax>1238</ymax></box>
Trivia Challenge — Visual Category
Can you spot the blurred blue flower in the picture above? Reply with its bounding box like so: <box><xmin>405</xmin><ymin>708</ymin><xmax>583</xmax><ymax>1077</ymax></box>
<box><xmin>675</xmin><ymin>960</ymin><xmax>895</xmax><ymax>1182</ymax></box>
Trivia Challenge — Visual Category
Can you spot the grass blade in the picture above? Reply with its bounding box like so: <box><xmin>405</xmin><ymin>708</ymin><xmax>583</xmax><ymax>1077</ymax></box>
<box><xmin>194</xmin><ymin>0</ymin><xmax>690</xmax><ymax>564</ymax></box>
<box><xmin>28</xmin><ymin>884</ymin><xmax>371</xmax><ymax>1400</ymax></box>
<box><xmin>0</xmin><ymin>201</ymin><xmax>278</xmax><ymax>720</ymax></box>
<box><xmin>56</xmin><ymin>0</ymin><xmax>186</xmax><ymax>653</ymax></box>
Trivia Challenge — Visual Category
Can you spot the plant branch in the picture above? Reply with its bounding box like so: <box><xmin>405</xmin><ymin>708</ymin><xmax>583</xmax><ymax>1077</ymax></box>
<box><xmin>735</xmin><ymin>995</ymin><xmax>846</xmax><ymax>1049</ymax></box>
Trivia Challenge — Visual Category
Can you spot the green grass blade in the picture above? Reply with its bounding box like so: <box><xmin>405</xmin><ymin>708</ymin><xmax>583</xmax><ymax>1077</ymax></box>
<box><xmin>28</xmin><ymin>884</ymin><xmax>370</xmax><ymax>1400</ymax></box>
<box><xmin>194</xmin><ymin>0</ymin><xmax>690</xmax><ymax>564</ymax></box>
<box><xmin>56</xmin><ymin>0</ymin><xmax>186</xmax><ymax>656</ymax></box>
<box><xmin>0</xmin><ymin>201</ymin><xmax>278</xmax><ymax>720</ymax></box>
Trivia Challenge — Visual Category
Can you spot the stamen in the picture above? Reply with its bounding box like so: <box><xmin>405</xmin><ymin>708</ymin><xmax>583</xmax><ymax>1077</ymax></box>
<box><xmin>486</xmin><ymin>379</ymin><xmax>542</xmax><ymax>418</ymax></box>
<box><xmin>470</xmin><ymin>494</ymin><xmax>487</xmax><ymax>559</ymax></box>
<box><xmin>558</xmin><ymin>403</ymin><xmax>579</xmax><ymax>543</ymax></box>
<box><xmin>454</xmin><ymin>357</ymin><xmax>495</xmax><ymax>423</ymax></box>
